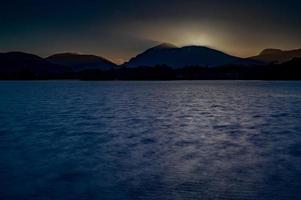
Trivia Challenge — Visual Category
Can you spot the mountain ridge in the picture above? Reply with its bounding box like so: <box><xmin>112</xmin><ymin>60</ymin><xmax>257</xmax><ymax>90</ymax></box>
<box><xmin>124</xmin><ymin>43</ymin><xmax>258</xmax><ymax>68</ymax></box>
<box><xmin>46</xmin><ymin>53</ymin><xmax>116</xmax><ymax>71</ymax></box>
<box><xmin>0</xmin><ymin>44</ymin><xmax>300</xmax><ymax>80</ymax></box>
<box><xmin>0</xmin><ymin>51</ymin><xmax>72</xmax><ymax>79</ymax></box>
<box><xmin>250</xmin><ymin>48</ymin><xmax>301</xmax><ymax>63</ymax></box>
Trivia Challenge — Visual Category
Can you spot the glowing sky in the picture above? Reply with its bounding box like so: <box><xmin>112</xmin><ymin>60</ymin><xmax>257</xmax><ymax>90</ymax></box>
<box><xmin>1</xmin><ymin>0</ymin><xmax>301</xmax><ymax>63</ymax></box>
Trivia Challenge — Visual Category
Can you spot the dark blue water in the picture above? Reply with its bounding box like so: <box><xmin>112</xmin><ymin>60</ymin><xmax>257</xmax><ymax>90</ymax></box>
<box><xmin>1</xmin><ymin>81</ymin><xmax>301</xmax><ymax>200</ymax></box>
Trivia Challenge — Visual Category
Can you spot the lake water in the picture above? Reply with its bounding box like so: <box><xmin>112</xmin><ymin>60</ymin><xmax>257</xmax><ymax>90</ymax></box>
<box><xmin>0</xmin><ymin>81</ymin><xmax>301</xmax><ymax>200</ymax></box>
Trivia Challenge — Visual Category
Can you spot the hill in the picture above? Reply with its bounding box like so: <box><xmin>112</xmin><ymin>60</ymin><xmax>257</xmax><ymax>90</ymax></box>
<box><xmin>46</xmin><ymin>53</ymin><xmax>116</xmax><ymax>71</ymax></box>
<box><xmin>0</xmin><ymin>52</ymin><xmax>71</xmax><ymax>79</ymax></box>
<box><xmin>124</xmin><ymin>43</ymin><xmax>257</xmax><ymax>68</ymax></box>
<box><xmin>250</xmin><ymin>48</ymin><xmax>301</xmax><ymax>63</ymax></box>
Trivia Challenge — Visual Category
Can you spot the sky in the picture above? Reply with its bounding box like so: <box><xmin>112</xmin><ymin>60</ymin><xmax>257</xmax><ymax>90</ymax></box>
<box><xmin>1</xmin><ymin>0</ymin><xmax>301</xmax><ymax>64</ymax></box>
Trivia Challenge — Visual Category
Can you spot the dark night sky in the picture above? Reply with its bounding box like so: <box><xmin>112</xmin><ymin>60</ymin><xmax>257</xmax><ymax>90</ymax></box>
<box><xmin>1</xmin><ymin>0</ymin><xmax>301</xmax><ymax>63</ymax></box>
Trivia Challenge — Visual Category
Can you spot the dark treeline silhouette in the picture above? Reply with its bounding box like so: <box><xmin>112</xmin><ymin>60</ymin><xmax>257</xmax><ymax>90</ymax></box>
<box><xmin>80</xmin><ymin>58</ymin><xmax>301</xmax><ymax>80</ymax></box>
<box><xmin>1</xmin><ymin>59</ymin><xmax>301</xmax><ymax>80</ymax></box>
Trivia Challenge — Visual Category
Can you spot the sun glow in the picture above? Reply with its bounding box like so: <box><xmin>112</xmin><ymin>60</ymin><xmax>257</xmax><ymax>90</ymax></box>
<box><xmin>177</xmin><ymin>31</ymin><xmax>213</xmax><ymax>47</ymax></box>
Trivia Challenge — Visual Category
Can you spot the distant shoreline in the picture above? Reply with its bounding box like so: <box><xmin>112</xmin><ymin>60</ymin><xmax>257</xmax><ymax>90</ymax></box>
<box><xmin>1</xmin><ymin>64</ymin><xmax>301</xmax><ymax>81</ymax></box>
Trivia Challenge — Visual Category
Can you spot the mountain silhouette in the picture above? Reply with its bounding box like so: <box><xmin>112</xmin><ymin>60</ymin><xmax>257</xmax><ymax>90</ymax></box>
<box><xmin>0</xmin><ymin>52</ymin><xmax>71</xmax><ymax>79</ymax></box>
<box><xmin>250</xmin><ymin>48</ymin><xmax>301</xmax><ymax>63</ymax></box>
<box><xmin>123</xmin><ymin>43</ymin><xmax>257</xmax><ymax>68</ymax></box>
<box><xmin>46</xmin><ymin>53</ymin><xmax>116</xmax><ymax>71</ymax></box>
<box><xmin>0</xmin><ymin>45</ymin><xmax>300</xmax><ymax>80</ymax></box>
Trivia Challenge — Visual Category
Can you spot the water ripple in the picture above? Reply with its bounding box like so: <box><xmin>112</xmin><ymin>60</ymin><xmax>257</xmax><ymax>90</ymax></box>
<box><xmin>0</xmin><ymin>81</ymin><xmax>301</xmax><ymax>200</ymax></box>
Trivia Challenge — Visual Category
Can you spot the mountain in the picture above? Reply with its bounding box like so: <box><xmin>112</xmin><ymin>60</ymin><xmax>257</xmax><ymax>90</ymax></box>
<box><xmin>250</xmin><ymin>48</ymin><xmax>301</xmax><ymax>63</ymax></box>
<box><xmin>46</xmin><ymin>53</ymin><xmax>116</xmax><ymax>71</ymax></box>
<box><xmin>123</xmin><ymin>43</ymin><xmax>256</xmax><ymax>68</ymax></box>
<box><xmin>0</xmin><ymin>52</ymin><xmax>71</xmax><ymax>79</ymax></box>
